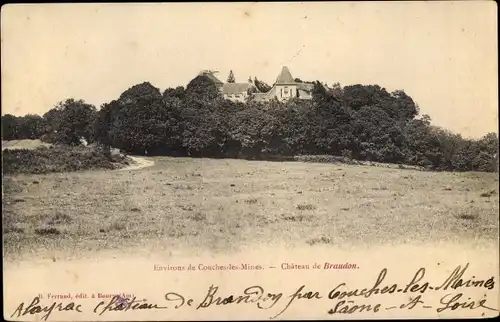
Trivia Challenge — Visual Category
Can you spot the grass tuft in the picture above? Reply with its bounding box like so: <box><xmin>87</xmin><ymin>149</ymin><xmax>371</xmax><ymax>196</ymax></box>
<box><xmin>458</xmin><ymin>214</ymin><xmax>477</xmax><ymax>221</ymax></box>
<box><xmin>244</xmin><ymin>198</ymin><xmax>258</xmax><ymax>204</ymax></box>
<box><xmin>296</xmin><ymin>203</ymin><xmax>316</xmax><ymax>211</ymax></box>
<box><xmin>47</xmin><ymin>213</ymin><xmax>73</xmax><ymax>225</ymax></box>
<box><xmin>480</xmin><ymin>190</ymin><xmax>496</xmax><ymax>197</ymax></box>
<box><xmin>306</xmin><ymin>236</ymin><xmax>332</xmax><ymax>245</ymax></box>
<box><xmin>35</xmin><ymin>227</ymin><xmax>61</xmax><ymax>235</ymax></box>
<box><xmin>188</xmin><ymin>212</ymin><xmax>206</xmax><ymax>222</ymax></box>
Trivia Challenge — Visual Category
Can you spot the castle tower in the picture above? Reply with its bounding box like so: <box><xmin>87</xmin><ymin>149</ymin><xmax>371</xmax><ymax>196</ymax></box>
<box><xmin>274</xmin><ymin>66</ymin><xmax>297</xmax><ymax>101</ymax></box>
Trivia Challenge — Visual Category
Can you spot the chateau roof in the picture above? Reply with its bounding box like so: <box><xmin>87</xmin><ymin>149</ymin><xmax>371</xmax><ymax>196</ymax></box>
<box><xmin>198</xmin><ymin>70</ymin><xmax>224</xmax><ymax>85</ymax></box>
<box><xmin>275</xmin><ymin>66</ymin><xmax>296</xmax><ymax>85</ymax></box>
<box><xmin>222</xmin><ymin>83</ymin><xmax>255</xmax><ymax>95</ymax></box>
<box><xmin>297</xmin><ymin>83</ymin><xmax>314</xmax><ymax>91</ymax></box>
<box><xmin>252</xmin><ymin>87</ymin><xmax>276</xmax><ymax>102</ymax></box>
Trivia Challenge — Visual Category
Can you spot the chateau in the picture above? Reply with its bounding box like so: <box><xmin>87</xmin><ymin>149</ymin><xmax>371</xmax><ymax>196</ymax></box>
<box><xmin>198</xmin><ymin>66</ymin><xmax>315</xmax><ymax>103</ymax></box>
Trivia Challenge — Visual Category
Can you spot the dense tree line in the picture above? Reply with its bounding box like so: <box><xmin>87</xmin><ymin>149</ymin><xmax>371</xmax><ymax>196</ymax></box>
<box><xmin>2</xmin><ymin>114</ymin><xmax>49</xmax><ymax>140</ymax></box>
<box><xmin>2</xmin><ymin>99</ymin><xmax>96</xmax><ymax>146</ymax></box>
<box><xmin>2</xmin><ymin>76</ymin><xmax>498</xmax><ymax>172</ymax></box>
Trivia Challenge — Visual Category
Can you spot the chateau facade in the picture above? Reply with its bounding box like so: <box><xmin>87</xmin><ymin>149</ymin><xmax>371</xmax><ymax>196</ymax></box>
<box><xmin>252</xmin><ymin>66</ymin><xmax>314</xmax><ymax>102</ymax></box>
<box><xmin>198</xmin><ymin>67</ymin><xmax>315</xmax><ymax>103</ymax></box>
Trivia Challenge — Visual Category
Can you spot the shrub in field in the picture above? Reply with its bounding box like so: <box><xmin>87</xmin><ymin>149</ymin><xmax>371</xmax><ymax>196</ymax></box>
<box><xmin>294</xmin><ymin>155</ymin><xmax>358</xmax><ymax>165</ymax></box>
<box><xmin>2</xmin><ymin>146</ymin><xmax>129</xmax><ymax>174</ymax></box>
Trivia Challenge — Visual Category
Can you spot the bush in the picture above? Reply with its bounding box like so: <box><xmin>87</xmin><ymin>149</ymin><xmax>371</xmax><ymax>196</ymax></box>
<box><xmin>2</xmin><ymin>146</ymin><xmax>129</xmax><ymax>175</ymax></box>
<box><xmin>294</xmin><ymin>155</ymin><xmax>358</xmax><ymax>165</ymax></box>
<box><xmin>341</xmin><ymin>149</ymin><xmax>353</xmax><ymax>160</ymax></box>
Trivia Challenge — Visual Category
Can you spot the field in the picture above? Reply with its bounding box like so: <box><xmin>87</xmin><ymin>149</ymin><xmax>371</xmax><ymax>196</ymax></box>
<box><xmin>1</xmin><ymin>139</ymin><xmax>52</xmax><ymax>150</ymax></box>
<box><xmin>3</xmin><ymin>156</ymin><xmax>499</xmax><ymax>262</ymax></box>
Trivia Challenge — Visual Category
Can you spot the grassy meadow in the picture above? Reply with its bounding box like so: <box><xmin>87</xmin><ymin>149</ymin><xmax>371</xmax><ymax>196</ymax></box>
<box><xmin>3</xmin><ymin>156</ymin><xmax>499</xmax><ymax>261</ymax></box>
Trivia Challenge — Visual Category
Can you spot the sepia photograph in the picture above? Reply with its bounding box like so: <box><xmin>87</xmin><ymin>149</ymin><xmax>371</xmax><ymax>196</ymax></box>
<box><xmin>2</xmin><ymin>2</ymin><xmax>499</xmax><ymax>320</ymax></box>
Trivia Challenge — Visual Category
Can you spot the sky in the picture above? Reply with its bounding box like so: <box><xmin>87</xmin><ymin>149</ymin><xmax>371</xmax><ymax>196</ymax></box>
<box><xmin>1</xmin><ymin>2</ymin><xmax>497</xmax><ymax>138</ymax></box>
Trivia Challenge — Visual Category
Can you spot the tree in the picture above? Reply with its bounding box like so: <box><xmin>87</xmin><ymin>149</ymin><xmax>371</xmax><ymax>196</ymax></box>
<box><xmin>254</xmin><ymin>77</ymin><xmax>272</xmax><ymax>93</ymax></box>
<box><xmin>17</xmin><ymin>114</ymin><xmax>49</xmax><ymax>139</ymax></box>
<box><xmin>330</xmin><ymin>82</ymin><xmax>343</xmax><ymax>97</ymax></box>
<box><xmin>273</xmin><ymin>100</ymin><xmax>320</xmax><ymax>155</ymax></box>
<box><xmin>118</xmin><ymin>82</ymin><xmax>162</xmax><ymax>105</ymax></box>
<box><xmin>178</xmin><ymin>106</ymin><xmax>226</xmax><ymax>157</ymax></box>
<box><xmin>100</xmin><ymin>82</ymin><xmax>179</xmax><ymax>155</ymax></box>
<box><xmin>227</xmin><ymin>105</ymin><xmax>282</xmax><ymax>158</ymax></box>
<box><xmin>43</xmin><ymin>108</ymin><xmax>61</xmax><ymax>129</ymax></box>
<box><xmin>342</xmin><ymin>84</ymin><xmax>391</xmax><ymax>111</ymax></box>
<box><xmin>1</xmin><ymin>114</ymin><xmax>49</xmax><ymax>140</ymax></box>
<box><xmin>227</xmin><ymin>70</ymin><xmax>235</xmax><ymax>83</ymax></box>
<box><xmin>331</xmin><ymin>82</ymin><xmax>342</xmax><ymax>91</ymax></box>
<box><xmin>92</xmin><ymin>100</ymin><xmax>122</xmax><ymax>156</ymax></box>
<box><xmin>186</xmin><ymin>75</ymin><xmax>220</xmax><ymax>101</ymax></box>
<box><xmin>178</xmin><ymin>83</ymin><xmax>228</xmax><ymax>157</ymax></box>
<box><xmin>475</xmin><ymin>132</ymin><xmax>499</xmax><ymax>172</ymax></box>
<box><xmin>45</xmin><ymin>99</ymin><xmax>97</xmax><ymax>145</ymax></box>
<box><xmin>388</xmin><ymin>90</ymin><xmax>419</xmax><ymax>121</ymax></box>
<box><xmin>312</xmin><ymin>80</ymin><xmax>341</xmax><ymax>106</ymax></box>
<box><xmin>163</xmin><ymin>86</ymin><xmax>185</xmax><ymax>100</ymax></box>
<box><xmin>402</xmin><ymin>116</ymin><xmax>433</xmax><ymax>167</ymax></box>
<box><xmin>1</xmin><ymin>114</ymin><xmax>19</xmax><ymax>140</ymax></box>
<box><xmin>108</xmin><ymin>97</ymin><xmax>174</xmax><ymax>155</ymax></box>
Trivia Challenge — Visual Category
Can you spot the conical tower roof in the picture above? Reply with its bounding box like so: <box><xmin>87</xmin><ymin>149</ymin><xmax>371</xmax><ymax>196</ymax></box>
<box><xmin>275</xmin><ymin>66</ymin><xmax>295</xmax><ymax>85</ymax></box>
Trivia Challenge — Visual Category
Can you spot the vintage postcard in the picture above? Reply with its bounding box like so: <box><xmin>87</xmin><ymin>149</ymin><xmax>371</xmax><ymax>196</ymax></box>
<box><xmin>2</xmin><ymin>1</ymin><xmax>499</xmax><ymax>321</ymax></box>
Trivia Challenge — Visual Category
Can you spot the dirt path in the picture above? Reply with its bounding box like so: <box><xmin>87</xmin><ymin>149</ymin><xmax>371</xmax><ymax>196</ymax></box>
<box><xmin>119</xmin><ymin>156</ymin><xmax>155</xmax><ymax>171</ymax></box>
